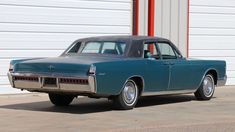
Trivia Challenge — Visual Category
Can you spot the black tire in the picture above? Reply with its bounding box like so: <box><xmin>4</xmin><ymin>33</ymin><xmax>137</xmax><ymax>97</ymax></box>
<box><xmin>113</xmin><ymin>79</ymin><xmax>139</xmax><ymax>110</ymax></box>
<box><xmin>194</xmin><ymin>74</ymin><xmax>215</xmax><ymax>100</ymax></box>
<box><xmin>49</xmin><ymin>93</ymin><xmax>74</xmax><ymax>106</ymax></box>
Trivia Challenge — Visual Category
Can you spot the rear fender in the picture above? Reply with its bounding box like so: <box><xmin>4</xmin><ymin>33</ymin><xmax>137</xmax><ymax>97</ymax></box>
<box><xmin>94</xmin><ymin>59</ymin><xmax>146</xmax><ymax>95</ymax></box>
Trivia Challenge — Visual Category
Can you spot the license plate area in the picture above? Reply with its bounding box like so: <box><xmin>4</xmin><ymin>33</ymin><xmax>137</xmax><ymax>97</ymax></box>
<box><xmin>43</xmin><ymin>77</ymin><xmax>57</xmax><ymax>87</ymax></box>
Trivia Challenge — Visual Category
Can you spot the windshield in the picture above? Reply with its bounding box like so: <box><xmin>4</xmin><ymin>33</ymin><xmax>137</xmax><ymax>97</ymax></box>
<box><xmin>66</xmin><ymin>41</ymin><xmax>127</xmax><ymax>56</ymax></box>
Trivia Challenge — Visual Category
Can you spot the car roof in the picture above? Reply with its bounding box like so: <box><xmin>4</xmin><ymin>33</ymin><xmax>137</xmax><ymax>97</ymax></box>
<box><xmin>63</xmin><ymin>35</ymin><xmax>182</xmax><ymax>58</ymax></box>
<box><xmin>77</xmin><ymin>35</ymin><xmax>169</xmax><ymax>42</ymax></box>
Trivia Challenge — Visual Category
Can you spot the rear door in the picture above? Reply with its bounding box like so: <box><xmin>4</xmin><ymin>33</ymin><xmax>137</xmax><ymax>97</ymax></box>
<box><xmin>143</xmin><ymin>41</ymin><xmax>170</xmax><ymax>93</ymax></box>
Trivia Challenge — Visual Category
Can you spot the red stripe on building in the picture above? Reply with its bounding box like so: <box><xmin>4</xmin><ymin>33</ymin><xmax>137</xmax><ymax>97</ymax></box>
<box><xmin>148</xmin><ymin>0</ymin><xmax>155</xmax><ymax>53</ymax></box>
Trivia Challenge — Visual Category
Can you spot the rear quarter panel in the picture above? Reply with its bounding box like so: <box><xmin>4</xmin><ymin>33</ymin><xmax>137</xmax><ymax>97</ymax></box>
<box><xmin>94</xmin><ymin>59</ymin><xmax>146</xmax><ymax>95</ymax></box>
<box><xmin>189</xmin><ymin>59</ymin><xmax>226</xmax><ymax>88</ymax></box>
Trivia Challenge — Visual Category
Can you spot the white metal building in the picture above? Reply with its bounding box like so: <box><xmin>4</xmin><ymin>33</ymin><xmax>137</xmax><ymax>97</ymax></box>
<box><xmin>189</xmin><ymin>0</ymin><xmax>235</xmax><ymax>85</ymax></box>
<box><xmin>0</xmin><ymin>0</ymin><xmax>132</xmax><ymax>94</ymax></box>
<box><xmin>0</xmin><ymin>0</ymin><xmax>234</xmax><ymax>94</ymax></box>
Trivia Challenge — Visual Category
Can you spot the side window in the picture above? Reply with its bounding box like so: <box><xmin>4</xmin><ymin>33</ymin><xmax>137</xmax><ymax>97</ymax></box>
<box><xmin>101</xmin><ymin>42</ymin><xmax>116</xmax><ymax>53</ymax></box>
<box><xmin>67</xmin><ymin>42</ymin><xmax>81</xmax><ymax>53</ymax></box>
<box><xmin>144</xmin><ymin>42</ymin><xmax>160</xmax><ymax>59</ymax></box>
<box><xmin>158</xmin><ymin>42</ymin><xmax>177</xmax><ymax>59</ymax></box>
<box><xmin>119</xmin><ymin>43</ymin><xmax>126</xmax><ymax>54</ymax></box>
<box><xmin>81</xmin><ymin>41</ymin><xmax>126</xmax><ymax>55</ymax></box>
<box><xmin>82</xmin><ymin>42</ymin><xmax>101</xmax><ymax>53</ymax></box>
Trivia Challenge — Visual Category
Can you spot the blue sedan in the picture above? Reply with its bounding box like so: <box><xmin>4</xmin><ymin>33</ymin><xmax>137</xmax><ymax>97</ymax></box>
<box><xmin>8</xmin><ymin>36</ymin><xmax>227</xmax><ymax>110</ymax></box>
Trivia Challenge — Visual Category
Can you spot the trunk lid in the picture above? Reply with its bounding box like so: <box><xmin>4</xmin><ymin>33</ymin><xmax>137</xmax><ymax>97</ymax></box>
<box><xmin>14</xmin><ymin>56</ymin><xmax>122</xmax><ymax>75</ymax></box>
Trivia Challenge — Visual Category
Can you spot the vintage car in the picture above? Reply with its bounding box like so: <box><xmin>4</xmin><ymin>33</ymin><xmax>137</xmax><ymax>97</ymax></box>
<box><xmin>8</xmin><ymin>36</ymin><xmax>227</xmax><ymax>110</ymax></box>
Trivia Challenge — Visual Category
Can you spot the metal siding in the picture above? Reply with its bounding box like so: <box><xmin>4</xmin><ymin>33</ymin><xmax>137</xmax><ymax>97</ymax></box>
<box><xmin>170</xmin><ymin>0</ymin><xmax>179</xmax><ymax>47</ymax></box>
<box><xmin>154</xmin><ymin>0</ymin><xmax>188</xmax><ymax>57</ymax></box>
<box><xmin>138</xmin><ymin>0</ymin><xmax>188</xmax><ymax>56</ymax></box>
<box><xmin>155</xmin><ymin>0</ymin><xmax>162</xmax><ymax>36</ymax></box>
<box><xmin>0</xmin><ymin>0</ymin><xmax>132</xmax><ymax>93</ymax></box>
<box><xmin>162</xmin><ymin>0</ymin><xmax>171</xmax><ymax>39</ymax></box>
<box><xmin>138</xmin><ymin>0</ymin><xmax>148</xmax><ymax>35</ymax></box>
<box><xmin>179</xmin><ymin>0</ymin><xmax>189</xmax><ymax>56</ymax></box>
<box><xmin>189</xmin><ymin>0</ymin><xmax>235</xmax><ymax>85</ymax></box>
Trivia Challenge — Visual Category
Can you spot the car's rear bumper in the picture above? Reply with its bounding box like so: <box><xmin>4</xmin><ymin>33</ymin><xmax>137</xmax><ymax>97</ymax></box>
<box><xmin>7</xmin><ymin>72</ymin><xmax>96</xmax><ymax>94</ymax></box>
<box><xmin>217</xmin><ymin>75</ymin><xmax>227</xmax><ymax>87</ymax></box>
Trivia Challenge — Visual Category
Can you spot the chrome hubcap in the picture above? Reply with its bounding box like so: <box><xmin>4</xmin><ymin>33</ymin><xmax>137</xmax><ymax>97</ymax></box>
<box><xmin>203</xmin><ymin>76</ymin><xmax>214</xmax><ymax>97</ymax></box>
<box><xmin>123</xmin><ymin>81</ymin><xmax>137</xmax><ymax>106</ymax></box>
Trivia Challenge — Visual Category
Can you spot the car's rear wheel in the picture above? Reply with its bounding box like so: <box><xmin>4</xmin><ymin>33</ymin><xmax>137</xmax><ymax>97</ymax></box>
<box><xmin>49</xmin><ymin>93</ymin><xmax>74</xmax><ymax>106</ymax></box>
<box><xmin>194</xmin><ymin>74</ymin><xmax>215</xmax><ymax>100</ymax></box>
<box><xmin>113</xmin><ymin>79</ymin><xmax>138</xmax><ymax>110</ymax></box>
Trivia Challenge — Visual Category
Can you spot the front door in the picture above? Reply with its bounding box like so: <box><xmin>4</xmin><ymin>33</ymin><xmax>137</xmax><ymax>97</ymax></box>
<box><xmin>157</xmin><ymin>41</ymin><xmax>193</xmax><ymax>91</ymax></box>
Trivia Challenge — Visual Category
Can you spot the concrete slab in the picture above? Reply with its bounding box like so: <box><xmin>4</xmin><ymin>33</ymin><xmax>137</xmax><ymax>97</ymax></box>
<box><xmin>0</xmin><ymin>86</ymin><xmax>234</xmax><ymax>132</ymax></box>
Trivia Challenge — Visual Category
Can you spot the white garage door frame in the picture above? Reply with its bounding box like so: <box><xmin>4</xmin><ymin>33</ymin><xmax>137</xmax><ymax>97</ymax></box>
<box><xmin>0</xmin><ymin>0</ymin><xmax>133</xmax><ymax>94</ymax></box>
<box><xmin>189</xmin><ymin>0</ymin><xmax>235</xmax><ymax>85</ymax></box>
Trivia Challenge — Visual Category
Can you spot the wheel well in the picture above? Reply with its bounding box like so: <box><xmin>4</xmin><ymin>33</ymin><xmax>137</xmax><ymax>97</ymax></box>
<box><xmin>207</xmin><ymin>70</ymin><xmax>218</xmax><ymax>85</ymax></box>
<box><xmin>130</xmin><ymin>77</ymin><xmax>144</xmax><ymax>96</ymax></box>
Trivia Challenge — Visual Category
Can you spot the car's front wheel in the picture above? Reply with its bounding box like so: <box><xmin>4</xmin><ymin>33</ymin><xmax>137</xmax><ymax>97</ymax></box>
<box><xmin>49</xmin><ymin>93</ymin><xmax>74</xmax><ymax>106</ymax></box>
<box><xmin>194</xmin><ymin>74</ymin><xmax>215</xmax><ymax>100</ymax></box>
<box><xmin>113</xmin><ymin>79</ymin><xmax>139</xmax><ymax>110</ymax></box>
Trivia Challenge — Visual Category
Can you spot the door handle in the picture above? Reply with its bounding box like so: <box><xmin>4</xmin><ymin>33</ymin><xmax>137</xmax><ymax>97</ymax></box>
<box><xmin>163</xmin><ymin>62</ymin><xmax>170</xmax><ymax>65</ymax></box>
<box><xmin>163</xmin><ymin>62</ymin><xmax>175</xmax><ymax>65</ymax></box>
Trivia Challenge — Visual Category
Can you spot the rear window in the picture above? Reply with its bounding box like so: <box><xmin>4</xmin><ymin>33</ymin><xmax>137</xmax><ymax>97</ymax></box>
<box><xmin>67</xmin><ymin>41</ymin><xmax>126</xmax><ymax>55</ymax></box>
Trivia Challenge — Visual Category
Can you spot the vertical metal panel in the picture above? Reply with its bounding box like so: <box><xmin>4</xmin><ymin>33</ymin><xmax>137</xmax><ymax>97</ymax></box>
<box><xmin>170</xmin><ymin>0</ymin><xmax>179</xmax><ymax>47</ymax></box>
<box><xmin>178</xmin><ymin>0</ymin><xmax>188</xmax><ymax>57</ymax></box>
<box><xmin>139</xmin><ymin>0</ymin><xmax>188</xmax><ymax>56</ymax></box>
<box><xmin>155</xmin><ymin>0</ymin><xmax>162</xmax><ymax>36</ymax></box>
<box><xmin>138</xmin><ymin>0</ymin><xmax>148</xmax><ymax>35</ymax></box>
<box><xmin>154</xmin><ymin>0</ymin><xmax>188</xmax><ymax>57</ymax></box>
<box><xmin>0</xmin><ymin>0</ymin><xmax>132</xmax><ymax>94</ymax></box>
<box><xmin>161</xmin><ymin>0</ymin><xmax>171</xmax><ymax>39</ymax></box>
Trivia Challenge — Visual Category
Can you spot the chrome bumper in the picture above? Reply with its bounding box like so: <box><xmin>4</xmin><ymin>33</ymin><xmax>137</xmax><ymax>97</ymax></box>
<box><xmin>217</xmin><ymin>75</ymin><xmax>227</xmax><ymax>87</ymax></box>
<box><xmin>7</xmin><ymin>72</ymin><xmax>96</xmax><ymax>93</ymax></box>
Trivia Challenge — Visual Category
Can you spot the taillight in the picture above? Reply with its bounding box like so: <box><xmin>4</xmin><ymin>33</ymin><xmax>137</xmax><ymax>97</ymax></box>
<box><xmin>89</xmin><ymin>64</ymin><xmax>96</xmax><ymax>75</ymax></box>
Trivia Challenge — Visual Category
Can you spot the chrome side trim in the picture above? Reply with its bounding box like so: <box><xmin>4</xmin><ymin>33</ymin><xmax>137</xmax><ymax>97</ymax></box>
<box><xmin>167</xmin><ymin>64</ymin><xmax>172</xmax><ymax>89</ymax></box>
<box><xmin>142</xmin><ymin>89</ymin><xmax>197</xmax><ymax>96</ymax></box>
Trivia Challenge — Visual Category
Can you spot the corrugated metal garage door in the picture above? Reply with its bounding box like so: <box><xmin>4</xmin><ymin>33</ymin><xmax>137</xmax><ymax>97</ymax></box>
<box><xmin>0</xmin><ymin>0</ymin><xmax>132</xmax><ymax>94</ymax></box>
<box><xmin>189</xmin><ymin>0</ymin><xmax>235</xmax><ymax>85</ymax></box>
